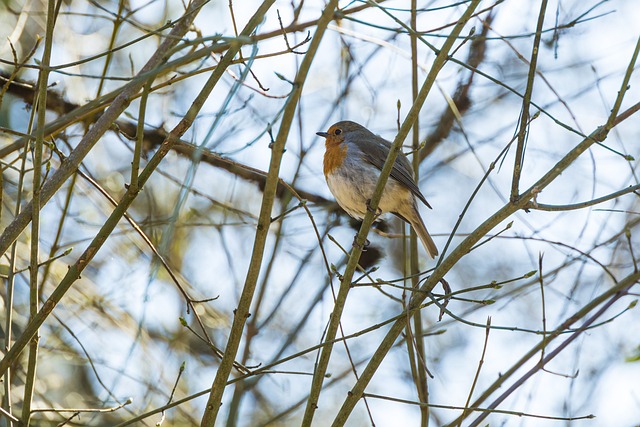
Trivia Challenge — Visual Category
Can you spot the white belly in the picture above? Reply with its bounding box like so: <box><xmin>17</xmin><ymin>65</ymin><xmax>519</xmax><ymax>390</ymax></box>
<box><xmin>326</xmin><ymin>165</ymin><xmax>412</xmax><ymax>220</ymax></box>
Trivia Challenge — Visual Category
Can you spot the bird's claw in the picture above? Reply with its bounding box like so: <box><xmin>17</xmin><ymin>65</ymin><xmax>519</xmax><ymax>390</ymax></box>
<box><xmin>365</xmin><ymin>199</ymin><xmax>382</xmax><ymax>218</ymax></box>
<box><xmin>352</xmin><ymin>235</ymin><xmax>370</xmax><ymax>251</ymax></box>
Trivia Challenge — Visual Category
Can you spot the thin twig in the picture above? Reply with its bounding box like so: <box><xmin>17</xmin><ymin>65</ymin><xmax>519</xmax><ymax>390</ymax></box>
<box><xmin>510</xmin><ymin>0</ymin><xmax>548</xmax><ymax>202</ymax></box>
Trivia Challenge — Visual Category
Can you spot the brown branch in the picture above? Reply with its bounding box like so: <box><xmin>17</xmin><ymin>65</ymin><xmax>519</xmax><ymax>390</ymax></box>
<box><xmin>113</xmin><ymin>121</ymin><xmax>334</xmax><ymax>207</ymax></box>
<box><xmin>419</xmin><ymin>13</ymin><xmax>494</xmax><ymax>161</ymax></box>
<box><xmin>0</xmin><ymin>72</ymin><xmax>335</xmax><ymax>210</ymax></box>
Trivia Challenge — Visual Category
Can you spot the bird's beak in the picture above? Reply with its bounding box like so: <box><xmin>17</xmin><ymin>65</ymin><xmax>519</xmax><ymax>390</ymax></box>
<box><xmin>316</xmin><ymin>131</ymin><xmax>329</xmax><ymax>138</ymax></box>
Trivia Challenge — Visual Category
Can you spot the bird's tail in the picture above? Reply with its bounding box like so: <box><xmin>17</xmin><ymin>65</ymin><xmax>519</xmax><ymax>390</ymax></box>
<box><xmin>408</xmin><ymin>211</ymin><xmax>438</xmax><ymax>259</ymax></box>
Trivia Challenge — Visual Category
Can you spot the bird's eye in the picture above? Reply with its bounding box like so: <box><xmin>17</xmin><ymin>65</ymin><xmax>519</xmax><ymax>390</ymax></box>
<box><xmin>334</xmin><ymin>129</ymin><xmax>342</xmax><ymax>135</ymax></box>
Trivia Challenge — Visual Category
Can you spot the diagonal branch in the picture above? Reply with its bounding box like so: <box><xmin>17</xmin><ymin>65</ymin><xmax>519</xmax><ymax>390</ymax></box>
<box><xmin>330</xmin><ymin>34</ymin><xmax>640</xmax><ymax>425</ymax></box>
<box><xmin>459</xmin><ymin>270</ymin><xmax>640</xmax><ymax>427</ymax></box>
<box><xmin>0</xmin><ymin>0</ymin><xmax>264</xmax><ymax>378</ymax></box>
<box><xmin>299</xmin><ymin>2</ymin><xmax>482</xmax><ymax>426</ymax></box>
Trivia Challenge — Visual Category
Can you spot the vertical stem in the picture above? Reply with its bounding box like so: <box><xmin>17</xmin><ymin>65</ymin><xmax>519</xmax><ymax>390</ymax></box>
<box><xmin>95</xmin><ymin>0</ymin><xmax>126</xmax><ymax>98</ymax></box>
<box><xmin>39</xmin><ymin>172</ymin><xmax>77</xmax><ymax>298</ymax></box>
<box><xmin>201</xmin><ymin>2</ymin><xmax>338</xmax><ymax>425</ymax></box>
<box><xmin>3</xmin><ymin>68</ymin><xmax>39</xmax><ymax>427</ymax></box>
<box><xmin>327</xmin><ymin>3</ymin><xmax>481</xmax><ymax>425</ymax></box>
<box><xmin>21</xmin><ymin>0</ymin><xmax>57</xmax><ymax>423</ymax></box>
<box><xmin>131</xmin><ymin>80</ymin><xmax>151</xmax><ymax>192</ymax></box>
<box><xmin>510</xmin><ymin>0</ymin><xmax>547</xmax><ymax>202</ymax></box>
<box><xmin>409</xmin><ymin>1</ymin><xmax>429</xmax><ymax>426</ymax></box>
<box><xmin>225</xmin><ymin>218</ymin><xmax>286</xmax><ymax>427</ymax></box>
<box><xmin>3</xmin><ymin>207</ymin><xmax>18</xmax><ymax>427</ymax></box>
<box><xmin>2</xmin><ymin>109</ymin><xmax>36</xmax><ymax>427</ymax></box>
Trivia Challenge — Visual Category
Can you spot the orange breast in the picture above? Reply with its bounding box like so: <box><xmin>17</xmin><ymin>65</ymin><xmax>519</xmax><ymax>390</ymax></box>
<box><xmin>323</xmin><ymin>143</ymin><xmax>347</xmax><ymax>177</ymax></box>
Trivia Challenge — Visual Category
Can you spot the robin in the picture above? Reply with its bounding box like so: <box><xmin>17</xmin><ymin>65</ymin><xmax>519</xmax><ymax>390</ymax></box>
<box><xmin>317</xmin><ymin>121</ymin><xmax>438</xmax><ymax>258</ymax></box>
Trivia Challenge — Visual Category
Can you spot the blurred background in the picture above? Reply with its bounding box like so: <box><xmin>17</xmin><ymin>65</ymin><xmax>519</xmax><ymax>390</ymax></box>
<box><xmin>1</xmin><ymin>0</ymin><xmax>639</xmax><ymax>425</ymax></box>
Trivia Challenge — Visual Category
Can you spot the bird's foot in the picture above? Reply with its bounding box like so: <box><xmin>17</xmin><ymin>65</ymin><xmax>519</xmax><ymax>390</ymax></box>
<box><xmin>352</xmin><ymin>235</ymin><xmax>370</xmax><ymax>251</ymax></box>
<box><xmin>365</xmin><ymin>199</ymin><xmax>382</xmax><ymax>218</ymax></box>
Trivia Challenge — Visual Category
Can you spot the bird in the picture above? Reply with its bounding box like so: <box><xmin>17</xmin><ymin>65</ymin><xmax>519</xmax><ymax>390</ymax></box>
<box><xmin>317</xmin><ymin>120</ymin><xmax>438</xmax><ymax>258</ymax></box>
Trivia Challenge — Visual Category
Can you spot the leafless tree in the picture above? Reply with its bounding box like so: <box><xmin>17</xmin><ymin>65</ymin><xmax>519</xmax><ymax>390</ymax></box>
<box><xmin>0</xmin><ymin>1</ymin><xmax>639</xmax><ymax>426</ymax></box>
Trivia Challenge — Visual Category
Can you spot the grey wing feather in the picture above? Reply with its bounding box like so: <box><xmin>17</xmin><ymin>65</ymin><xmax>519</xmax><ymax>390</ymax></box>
<box><xmin>354</xmin><ymin>135</ymin><xmax>432</xmax><ymax>209</ymax></box>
